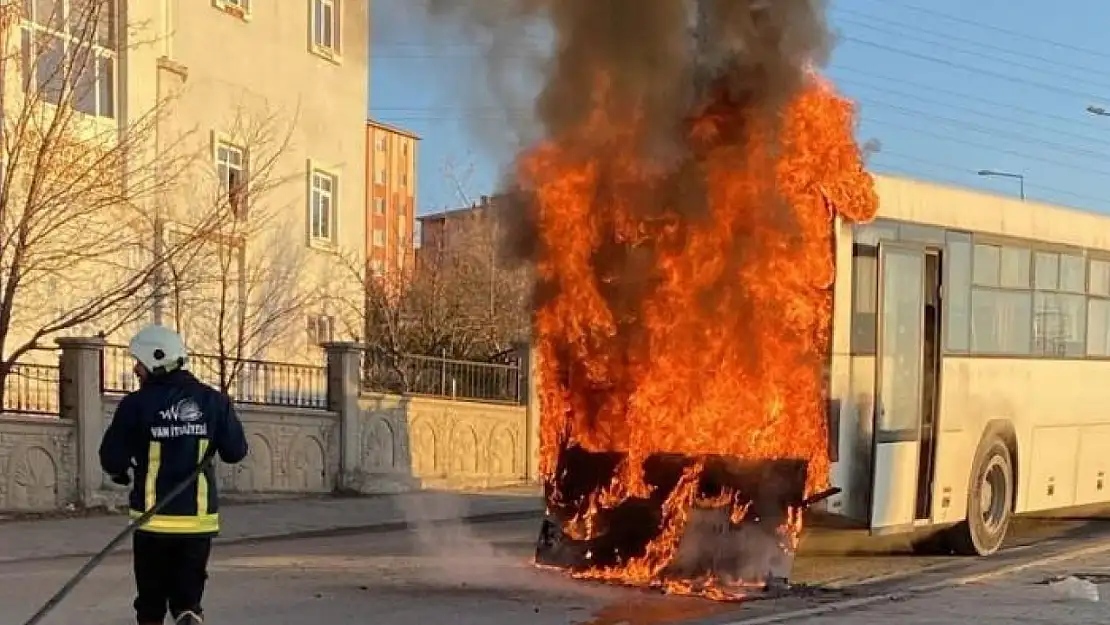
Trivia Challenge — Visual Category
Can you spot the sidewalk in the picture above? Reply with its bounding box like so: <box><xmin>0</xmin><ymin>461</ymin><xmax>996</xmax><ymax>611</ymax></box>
<box><xmin>762</xmin><ymin>547</ymin><xmax>1110</xmax><ymax>625</ymax></box>
<box><xmin>0</xmin><ymin>485</ymin><xmax>542</xmax><ymax>563</ymax></box>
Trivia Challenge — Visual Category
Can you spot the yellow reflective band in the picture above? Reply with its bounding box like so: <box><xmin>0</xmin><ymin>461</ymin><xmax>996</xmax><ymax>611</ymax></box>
<box><xmin>145</xmin><ymin>441</ymin><xmax>161</xmax><ymax>511</ymax></box>
<box><xmin>130</xmin><ymin>510</ymin><xmax>220</xmax><ymax>534</ymax></box>
<box><xmin>197</xmin><ymin>439</ymin><xmax>210</xmax><ymax>516</ymax></box>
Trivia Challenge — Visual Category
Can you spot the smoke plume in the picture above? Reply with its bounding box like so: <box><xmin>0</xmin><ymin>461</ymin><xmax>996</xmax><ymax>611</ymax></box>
<box><xmin>413</xmin><ymin>0</ymin><xmax>832</xmax><ymax>264</ymax></box>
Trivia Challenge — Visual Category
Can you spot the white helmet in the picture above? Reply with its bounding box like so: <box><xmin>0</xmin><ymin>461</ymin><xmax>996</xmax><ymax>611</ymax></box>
<box><xmin>129</xmin><ymin>324</ymin><xmax>188</xmax><ymax>374</ymax></box>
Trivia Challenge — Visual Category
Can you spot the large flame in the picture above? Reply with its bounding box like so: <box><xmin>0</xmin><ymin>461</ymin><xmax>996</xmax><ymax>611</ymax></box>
<box><xmin>521</xmin><ymin>70</ymin><xmax>878</xmax><ymax>592</ymax></box>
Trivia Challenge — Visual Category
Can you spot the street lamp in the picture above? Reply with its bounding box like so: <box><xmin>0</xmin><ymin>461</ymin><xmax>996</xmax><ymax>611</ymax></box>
<box><xmin>978</xmin><ymin>169</ymin><xmax>1025</xmax><ymax>200</ymax></box>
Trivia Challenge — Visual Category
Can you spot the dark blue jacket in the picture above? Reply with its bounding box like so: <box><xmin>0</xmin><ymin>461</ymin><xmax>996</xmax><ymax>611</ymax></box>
<box><xmin>99</xmin><ymin>369</ymin><xmax>248</xmax><ymax>535</ymax></box>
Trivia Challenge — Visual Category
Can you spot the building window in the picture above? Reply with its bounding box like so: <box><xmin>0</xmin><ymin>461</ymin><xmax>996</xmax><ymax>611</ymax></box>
<box><xmin>375</xmin><ymin>168</ymin><xmax>386</xmax><ymax>184</ymax></box>
<box><xmin>307</xmin><ymin>314</ymin><xmax>334</xmax><ymax>345</ymax></box>
<box><xmin>374</xmin><ymin>197</ymin><xmax>385</xmax><ymax>215</ymax></box>
<box><xmin>215</xmin><ymin>141</ymin><xmax>247</xmax><ymax>218</ymax></box>
<box><xmin>214</xmin><ymin>0</ymin><xmax>250</xmax><ymax>18</ymax></box>
<box><xmin>372</xmin><ymin>229</ymin><xmax>385</xmax><ymax>247</ymax></box>
<box><xmin>309</xmin><ymin>169</ymin><xmax>337</xmax><ymax>243</ymax></box>
<box><xmin>401</xmin><ymin>171</ymin><xmax>408</xmax><ymax>186</ymax></box>
<box><xmin>376</xmin><ymin>136</ymin><xmax>387</xmax><ymax>151</ymax></box>
<box><xmin>311</xmin><ymin>0</ymin><xmax>340</xmax><ymax>54</ymax></box>
<box><xmin>21</xmin><ymin>0</ymin><xmax>117</xmax><ymax>118</ymax></box>
<box><xmin>370</xmin><ymin>259</ymin><xmax>385</xmax><ymax>276</ymax></box>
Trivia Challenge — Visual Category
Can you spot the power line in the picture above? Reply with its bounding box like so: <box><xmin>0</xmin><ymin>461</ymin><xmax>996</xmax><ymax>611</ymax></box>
<box><xmin>368</xmin><ymin>5</ymin><xmax>1110</xmax><ymax>207</ymax></box>
<box><xmin>374</xmin><ymin>87</ymin><xmax>1110</xmax><ymax>168</ymax></box>
<box><xmin>845</xmin><ymin>88</ymin><xmax>1110</xmax><ymax>159</ymax></box>
<box><xmin>834</xmin><ymin>14</ymin><xmax>1110</xmax><ymax>93</ymax></box>
<box><xmin>373</xmin><ymin>106</ymin><xmax>1110</xmax><ymax>178</ymax></box>
<box><xmin>872</xmin><ymin>149</ymin><xmax>1110</xmax><ymax>208</ymax></box>
<box><xmin>850</xmin><ymin>0</ymin><xmax>1110</xmax><ymax>64</ymax></box>
<box><xmin>842</xmin><ymin>36</ymin><xmax>1110</xmax><ymax>102</ymax></box>
<box><xmin>369</xmin><ymin>35</ymin><xmax>1110</xmax><ymax>104</ymax></box>
<box><xmin>860</xmin><ymin>115</ymin><xmax>1110</xmax><ymax>177</ymax></box>
<box><xmin>832</xmin><ymin>66</ymin><xmax>1098</xmax><ymax>132</ymax></box>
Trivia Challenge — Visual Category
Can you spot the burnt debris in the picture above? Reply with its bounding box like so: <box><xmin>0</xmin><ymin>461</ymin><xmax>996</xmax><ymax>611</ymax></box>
<box><xmin>535</xmin><ymin>445</ymin><xmax>809</xmax><ymax>589</ymax></box>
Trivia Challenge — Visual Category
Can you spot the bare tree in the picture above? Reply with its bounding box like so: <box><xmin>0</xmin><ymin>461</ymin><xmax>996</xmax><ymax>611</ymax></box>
<box><xmin>162</xmin><ymin>106</ymin><xmax>318</xmax><ymax>394</ymax></box>
<box><xmin>0</xmin><ymin>1</ymin><xmax>207</xmax><ymax>404</ymax></box>
<box><xmin>325</xmin><ymin>163</ymin><xmax>530</xmax><ymax>393</ymax></box>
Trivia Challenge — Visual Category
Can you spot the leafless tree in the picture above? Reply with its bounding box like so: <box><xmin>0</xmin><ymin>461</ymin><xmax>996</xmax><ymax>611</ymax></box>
<box><xmin>0</xmin><ymin>1</ymin><xmax>210</xmax><ymax>405</ymax></box>
<box><xmin>324</xmin><ymin>162</ymin><xmax>531</xmax><ymax>395</ymax></box>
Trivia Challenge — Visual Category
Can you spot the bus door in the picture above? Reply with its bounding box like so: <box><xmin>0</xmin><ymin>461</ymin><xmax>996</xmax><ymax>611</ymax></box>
<box><xmin>870</xmin><ymin>242</ymin><xmax>941</xmax><ymax>533</ymax></box>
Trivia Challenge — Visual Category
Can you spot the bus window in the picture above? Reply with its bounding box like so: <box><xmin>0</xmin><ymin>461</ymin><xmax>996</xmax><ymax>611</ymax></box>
<box><xmin>1033</xmin><ymin>292</ymin><xmax>1085</xmax><ymax>357</ymax></box>
<box><xmin>851</xmin><ymin>245</ymin><xmax>877</xmax><ymax>354</ymax></box>
<box><xmin>945</xmin><ymin>232</ymin><xmax>972</xmax><ymax>352</ymax></box>
<box><xmin>1088</xmin><ymin>299</ymin><xmax>1110</xmax><ymax>356</ymax></box>
<box><xmin>1089</xmin><ymin>259</ymin><xmax>1110</xmax><ymax>297</ymax></box>
<box><xmin>1060</xmin><ymin>254</ymin><xmax>1086</xmax><ymax>293</ymax></box>
<box><xmin>973</xmin><ymin>244</ymin><xmax>1001</xmax><ymax>286</ymax></box>
<box><xmin>970</xmin><ymin>289</ymin><xmax>1032</xmax><ymax>354</ymax></box>
<box><xmin>1035</xmin><ymin>252</ymin><xmax>1059</xmax><ymax>290</ymax></box>
<box><xmin>1000</xmin><ymin>246</ymin><xmax>1031</xmax><ymax>289</ymax></box>
<box><xmin>1032</xmin><ymin>252</ymin><xmax>1087</xmax><ymax>357</ymax></box>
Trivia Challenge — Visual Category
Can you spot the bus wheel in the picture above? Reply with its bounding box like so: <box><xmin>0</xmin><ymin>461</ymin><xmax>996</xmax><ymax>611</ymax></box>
<box><xmin>950</xmin><ymin>435</ymin><xmax>1014</xmax><ymax>556</ymax></box>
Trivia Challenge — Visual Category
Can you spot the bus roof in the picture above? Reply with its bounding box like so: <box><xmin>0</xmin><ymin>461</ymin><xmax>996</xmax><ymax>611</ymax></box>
<box><xmin>872</xmin><ymin>174</ymin><xmax>1110</xmax><ymax>251</ymax></box>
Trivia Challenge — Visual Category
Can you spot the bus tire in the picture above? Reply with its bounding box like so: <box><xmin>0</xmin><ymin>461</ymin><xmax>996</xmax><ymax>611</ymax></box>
<box><xmin>950</xmin><ymin>435</ymin><xmax>1013</xmax><ymax>556</ymax></box>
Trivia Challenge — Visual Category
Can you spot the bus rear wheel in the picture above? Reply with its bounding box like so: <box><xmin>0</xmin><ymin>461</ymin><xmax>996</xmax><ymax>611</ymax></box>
<box><xmin>950</xmin><ymin>435</ymin><xmax>1013</xmax><ymax>556</ymax></box>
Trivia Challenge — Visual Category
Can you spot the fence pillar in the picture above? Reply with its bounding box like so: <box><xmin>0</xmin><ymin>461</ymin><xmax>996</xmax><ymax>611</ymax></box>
<box><xmin>57</xmin><ymin>336</ymin><xmax>106</xmax><ymax>507</ymax></box>
<box><xmin>324</xmin><ymin>342</ymin><xmax>362</xmax><ymax>492</ymax></box>
<box><xmin>514</xmin><ymin>342</ymin><xmax>541</xmax><ymax>483</ymax></box>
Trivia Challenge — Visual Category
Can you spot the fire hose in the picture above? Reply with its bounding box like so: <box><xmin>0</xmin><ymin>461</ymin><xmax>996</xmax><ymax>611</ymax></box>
<box><xmin>20</xmin><ymin>446</ymin><xmax>218</xmax><ymax>625</ymax></box>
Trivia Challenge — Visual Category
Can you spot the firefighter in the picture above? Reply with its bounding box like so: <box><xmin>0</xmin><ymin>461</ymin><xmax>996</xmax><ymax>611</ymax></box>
<box><xmin>99</xmin><ymin>325</ymin><xmax>249</xmax><ymax>625</ymax></box>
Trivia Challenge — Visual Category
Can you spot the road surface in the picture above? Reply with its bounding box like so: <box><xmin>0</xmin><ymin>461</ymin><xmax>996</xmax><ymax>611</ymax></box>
<box><xmin>3</xmin><ymin>515</ymin><xmax>1109</xmax><ymax>625</ymax></box>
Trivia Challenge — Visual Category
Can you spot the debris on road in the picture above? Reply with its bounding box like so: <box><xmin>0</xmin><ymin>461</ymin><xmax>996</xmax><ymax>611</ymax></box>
<box><xmin>1046</xmin><ymin>575</ymin><xmax>1100</xmax><ymax>602</ymax></box>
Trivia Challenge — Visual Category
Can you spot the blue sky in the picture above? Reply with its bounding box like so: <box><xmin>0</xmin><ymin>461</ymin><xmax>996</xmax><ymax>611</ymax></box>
<box><xmin>370</xmin><ymin>0</ymin><xmax>1110</xmax><ymax>215</ymax></box>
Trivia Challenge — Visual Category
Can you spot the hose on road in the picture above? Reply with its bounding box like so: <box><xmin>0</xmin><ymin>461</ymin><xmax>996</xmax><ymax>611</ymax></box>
<box><xmin>20</xmin><ymin>446</ymin><xmax>217</xmax><ymax>625</ymax></box>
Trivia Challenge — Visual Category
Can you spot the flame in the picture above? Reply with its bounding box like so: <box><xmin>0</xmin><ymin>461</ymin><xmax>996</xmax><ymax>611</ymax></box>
<box><xmin>522</xmin><ymin>69</ymin><xmax>877</xmax><ymax>595</ymax></box>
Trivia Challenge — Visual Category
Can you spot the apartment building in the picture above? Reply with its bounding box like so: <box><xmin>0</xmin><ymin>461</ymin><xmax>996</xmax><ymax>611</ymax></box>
<box><xmin>366</xmin><ymin>120</ymin><xmax>418</xmax><ymax>278</ymax></box>
<box><xmin>6</xmin><ymin>0</ymin><xmax>369</xmax><ymax>362</ymax></box>
<box><xmin>416</xmin><ymin>195</ymin><xmax>500</xmax><ymax>260</ymax></box>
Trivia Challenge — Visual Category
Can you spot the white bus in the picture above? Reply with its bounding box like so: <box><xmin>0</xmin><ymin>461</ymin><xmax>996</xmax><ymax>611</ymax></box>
<box><xmin>823</xmin><ymin>174</ymin><xmax>1110</xmax><ymax>556</ymax></box>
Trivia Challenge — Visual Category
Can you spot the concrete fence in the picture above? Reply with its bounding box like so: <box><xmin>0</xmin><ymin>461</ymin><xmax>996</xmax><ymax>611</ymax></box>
<box><xmin>0</xmin><ymin>338</ymin><xmax>540</xmax><ymax>512</ymax></box>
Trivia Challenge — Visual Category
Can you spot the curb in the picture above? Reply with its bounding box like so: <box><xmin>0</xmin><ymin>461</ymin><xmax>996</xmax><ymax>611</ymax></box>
<box><xmin>724</xmin><ymin>538</ymin><xmax>1110</xmax><ymax>624</ymax></box>
<box><xmin>0</xmin><ymin>508</ymin><xmax>543</xmax><ymax>566</ymax></box>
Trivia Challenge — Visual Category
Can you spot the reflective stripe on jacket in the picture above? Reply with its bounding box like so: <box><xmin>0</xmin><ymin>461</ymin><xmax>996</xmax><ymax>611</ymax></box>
<box><xmin>99</xmin><ymin>369</ymin><xmax>248</xmax><ymax>535</ymax></box>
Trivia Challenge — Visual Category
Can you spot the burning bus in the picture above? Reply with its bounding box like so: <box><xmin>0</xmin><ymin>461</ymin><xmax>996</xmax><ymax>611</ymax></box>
<box><xmin>416</xmin><ymin>0</ymin><xmax>1110</xmax><ymax>602</ymax></box>
<box><xmin>524</xmin><ymin>75</ymin><xmax>874</xmax><ymax>599</ymax></box>
<box><xmin>498</xmin><ymin>0</ymin><xmax>877</xmax><ymax>602</ymax></box>
<box><xmin>530</xmin><ymin>165</ymin><xmax>1110</xmax><ymax>598</ymax></box>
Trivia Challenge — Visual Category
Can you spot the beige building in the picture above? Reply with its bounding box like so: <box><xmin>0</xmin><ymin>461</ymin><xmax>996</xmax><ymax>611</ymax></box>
<box><xmin>2</xmin><ymin>0</ymin><xmax>369</xmax><ymax>365</ymax></box>
<box><xmin>366</xmin><ymin>120</ymin><xmax>418</xmax><ymax>279</ymax></box>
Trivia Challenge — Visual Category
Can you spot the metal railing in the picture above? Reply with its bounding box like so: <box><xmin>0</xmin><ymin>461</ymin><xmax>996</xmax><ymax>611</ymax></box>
<box><xmin>361</xmin><ymin>348</ymin><xmax>523</xmax><ymax>404</ymax></box>
<box><xmin>4</xmin><ymin>361</ymin><xmax>60</xmax><ymax>415</ymax></box>
<box><xmin>102</xmin><ymin>345</ymin><xmax>328</xmax><ymax>409</ymax></box>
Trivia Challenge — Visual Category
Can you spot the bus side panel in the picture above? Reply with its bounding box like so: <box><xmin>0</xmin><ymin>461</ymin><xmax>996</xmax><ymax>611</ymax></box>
<box><xmin>827</xmin><ymin>219</ymin><xmax>876</xmax><ymax>524</ymax></box>
<box><xmin>934</xmin><ymin>358</ymin><xmax>1110</xmax><ymax>518</ymax></box>
<box><xmin>1076</xmin><ymin>425</ymin><xmax>1110</xmax><ymax>506</ymax></box>
<box><xmin>842</xmin><ymin>355</ymin><xmax>876</xmax><ymax>522</ymax></box>
<box><xmin>929</xmin><ymin>357</ymin><xmax>980</xmax><ymax>524</ymax></box>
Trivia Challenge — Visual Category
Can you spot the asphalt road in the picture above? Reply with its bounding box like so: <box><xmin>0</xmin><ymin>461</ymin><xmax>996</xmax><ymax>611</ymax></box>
<box><xmin>3</xmin><ymin>514</ymin><xmax>1110</xmax><ymax>625</ymax></box>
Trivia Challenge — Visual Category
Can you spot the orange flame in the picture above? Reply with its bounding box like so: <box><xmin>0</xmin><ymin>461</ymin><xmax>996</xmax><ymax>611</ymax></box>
<box><xmin>522</xmin><ymin>71</ymin><xmax>877</xmax><ymax>592</ymax></box>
